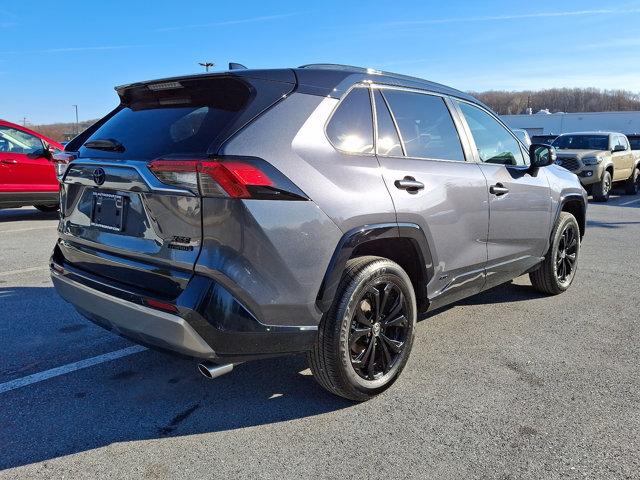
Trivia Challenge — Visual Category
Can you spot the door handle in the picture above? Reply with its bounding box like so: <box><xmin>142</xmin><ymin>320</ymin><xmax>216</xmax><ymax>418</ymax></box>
<box><xmin>1</xmin><ymin>159</ymin><xmax>18</xmax><ymax>164</ymax></box>
<box><xmin>395</xmin><ymin>177</ymin><xmax>425</xmax><ymax>192</ymax></box>
<box><xmin>490</xmin><ymin>183</ymin><xmax>509</xmax><ymax>196</ymax></box>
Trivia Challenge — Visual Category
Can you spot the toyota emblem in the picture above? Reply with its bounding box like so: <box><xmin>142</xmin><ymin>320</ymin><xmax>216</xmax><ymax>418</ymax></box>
<box><xmin>93</xmin><ymin>168</ymin><xmax>106</xmax><ymax>186</ymax></box>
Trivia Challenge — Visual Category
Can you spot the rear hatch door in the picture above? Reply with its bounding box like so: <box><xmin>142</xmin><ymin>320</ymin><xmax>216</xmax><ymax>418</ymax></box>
<box><xmin>57</xmin><ymin>74</ymin><xmax>294</xmax><ymax>299</ymax></box>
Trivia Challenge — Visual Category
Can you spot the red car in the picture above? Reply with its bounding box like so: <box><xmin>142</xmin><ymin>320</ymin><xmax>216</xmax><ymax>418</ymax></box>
<box><xmin>0</xmin><ymin>119</ymin><xmax>64</xmax><ymax>211</ymax></box>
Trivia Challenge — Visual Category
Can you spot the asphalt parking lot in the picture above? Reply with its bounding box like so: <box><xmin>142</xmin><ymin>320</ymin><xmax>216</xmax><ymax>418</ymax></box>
<box><xmin>1</xmin><ymin>193</ymin><xmax>639</xmax><ymax>480</ymax></box>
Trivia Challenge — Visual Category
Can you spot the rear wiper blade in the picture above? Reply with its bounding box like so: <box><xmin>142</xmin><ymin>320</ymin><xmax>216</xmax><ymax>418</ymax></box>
<box><xmin>84</xmin><ymin>138</ymin><xmax>125</xmax><ymax>152</ymax></box>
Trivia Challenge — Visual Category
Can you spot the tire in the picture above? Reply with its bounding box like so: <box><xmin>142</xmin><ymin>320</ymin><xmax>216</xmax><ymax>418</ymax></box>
<box><xmin>592</xmin><ymin>170</ymin><xmax>612</xmax><ymax>202</ymax></box>
<box><xmin>34</xmin><ymin>204</ymin><xmax>59</xmax><ymax>212</ymax></box>
<box><xmin>308</xmin><ymin>256</ymin><xmax>417</xmax><ymax>401</ymax></box>
<box><xmin>530</xmin><ymin>212</ymin><xmax>580</xmax><ymax>295</ymax></box>
<box><xmin>623</xmin><ymin>167</ymin><xmax>640</xmax><ymax>195</ymax></box>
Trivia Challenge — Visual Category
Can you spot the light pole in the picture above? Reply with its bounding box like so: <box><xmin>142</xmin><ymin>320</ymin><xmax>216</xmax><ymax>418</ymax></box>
<box><xmin>72</xmin><ymin>105</ymin><xmax>79</xmax><ymax>135</ymax></box>
<box><xmin>198</xmin><ymin>62</ymin><xmax>215</xmax><ymax>72</ymax></box>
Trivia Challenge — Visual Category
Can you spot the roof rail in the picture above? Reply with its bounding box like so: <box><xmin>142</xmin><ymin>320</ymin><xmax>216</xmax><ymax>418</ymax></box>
<box><xmin>298</xmin><ymin>63</ymin><xmax>373</xmax><ymax>72</ymax></box>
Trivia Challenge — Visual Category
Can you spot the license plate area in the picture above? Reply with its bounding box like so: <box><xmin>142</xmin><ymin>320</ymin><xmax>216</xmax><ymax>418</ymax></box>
<box><xmin>91</xmin><ymin>192</ymin><xmax>127</xmax><ymax>232</ymax></box>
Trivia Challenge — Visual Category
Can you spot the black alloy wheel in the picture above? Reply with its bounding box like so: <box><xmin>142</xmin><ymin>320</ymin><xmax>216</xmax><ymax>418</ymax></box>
<box><xmin>556</xmin><ymin>222</ymin><xmax>578</xmax><ymax>285</ymax></box>
<box><xmin>349</xmin><ymin>281</ymin><xmax>409</xmax><ymax>381</ymax></box>
<box><xmin>308</xmin><ymin>256</ymin><xmax>416</xmax><ymax>401</ymax></box>
<box><xmin>530</xmin><ymin>212</ymin><xmax>580</xmax><ymax>295</ymax></box>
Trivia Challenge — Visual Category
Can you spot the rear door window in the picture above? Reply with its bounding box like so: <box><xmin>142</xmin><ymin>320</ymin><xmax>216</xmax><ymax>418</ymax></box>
<box><xmin>326</xmin><ymin>87</ymin><xmax>374</xmax><ymax>154</ymax></box>
<box><xmin>382</xmin><ymin>90</ymin><xmax>465</xmax><ymax>161</ymax></box>
<box><xmin>457</xmin><ymin>101</ymin><xmax>526</xmax><ymax>166</ymax></box>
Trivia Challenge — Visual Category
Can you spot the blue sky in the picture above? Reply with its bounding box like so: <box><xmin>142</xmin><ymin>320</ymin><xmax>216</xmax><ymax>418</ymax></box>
<box><xmin>2</xmin><ymin>0</ymin><xmax>640</xmax><ymax>124</ymax></box>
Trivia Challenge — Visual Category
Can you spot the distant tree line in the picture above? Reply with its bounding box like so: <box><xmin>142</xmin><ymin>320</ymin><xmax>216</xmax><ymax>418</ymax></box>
<box><xmin>470</xmin><ymin>88</ymin><xmax>640</xmax><ymax>115</ymax></box>
<box><xmin>29</xmin><ymin>119</ymin><xmax>97</xmax><ymax>142</ymax></box>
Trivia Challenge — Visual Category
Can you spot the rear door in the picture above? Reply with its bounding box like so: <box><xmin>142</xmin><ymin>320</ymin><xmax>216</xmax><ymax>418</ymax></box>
<box><xmin>372</xmin><ymin>86</ymin><xmax>489</xmax><ymax>308</ymax></box>
<box><xmin>0</xmin><ymin>124</ymin><xmax>57</xmax><ymax>192</ymax></box>
<box><xmin>453</xmin><ymin>100</ymin><xmax>552</xmax><ymax>290</ymax></box>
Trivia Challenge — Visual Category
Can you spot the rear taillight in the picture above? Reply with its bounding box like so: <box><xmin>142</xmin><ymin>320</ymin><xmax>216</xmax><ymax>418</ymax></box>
<box><xmin>52</xmin><ymin>152</ymin><xmax>77</xmax><ymax>181</ymax></box>
<box><xmin>149</xmin><ymin>158</ymin><xmax>276</xmax><ymax>199</ymax></box>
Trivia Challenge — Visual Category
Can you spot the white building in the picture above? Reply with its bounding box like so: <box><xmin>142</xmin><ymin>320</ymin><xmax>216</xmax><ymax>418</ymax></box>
<box><xmin>501</xmin><ymin>111</ymin><xmax>640</xmax><ymax>136</ymax></box>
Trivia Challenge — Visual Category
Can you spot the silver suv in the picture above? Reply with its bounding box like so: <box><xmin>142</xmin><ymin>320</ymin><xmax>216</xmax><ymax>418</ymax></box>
<box><xmin>51</xmin><ymin>65</ymin><xmax>587</xmax><ymax>401</ymax></box>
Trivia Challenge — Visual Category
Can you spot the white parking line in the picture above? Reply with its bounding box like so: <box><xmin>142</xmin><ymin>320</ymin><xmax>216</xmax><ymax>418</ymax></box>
<box><xmin>0</xmin><ymin>266</ymin><xmax>49</xmax><ymax>277</ymax></box>
<box><xmin>620</xmin><ymin>198</ymin><xmax>640</xmax><ymax>206</ymax></box>
<box><xmin>0</xmin><ymin>226</ymin><xmax>56</xmax><ymax>234</ymax></box>
<box><xmin>0</xmin><ymin>345</ymin><xmax>148</xmax><ymax>394</ymax></box>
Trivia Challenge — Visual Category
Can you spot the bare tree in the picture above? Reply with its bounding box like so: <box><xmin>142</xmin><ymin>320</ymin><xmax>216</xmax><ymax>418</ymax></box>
<box><xmin>471</xmin><ymin>88</ymin><xmax>640</xmax><ymax>115</ymax></box>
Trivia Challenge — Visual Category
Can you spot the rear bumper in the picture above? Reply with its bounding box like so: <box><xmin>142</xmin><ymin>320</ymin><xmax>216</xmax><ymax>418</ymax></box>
<box><xmin>50</xmin><ymin>254</ymin><xmax>318</xmax><ymax>362</ymax></box>
<box><xmin>51</xmin><ymin>269</ymin><xmax>215</xmax><ymax>358</ymax></box>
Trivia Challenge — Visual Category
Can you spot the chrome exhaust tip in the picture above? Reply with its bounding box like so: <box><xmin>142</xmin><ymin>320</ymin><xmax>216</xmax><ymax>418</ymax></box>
<box><xmin>197</xmin><ymin>361</ymin><xmax>236</xmax><ymax>380</ymax></box>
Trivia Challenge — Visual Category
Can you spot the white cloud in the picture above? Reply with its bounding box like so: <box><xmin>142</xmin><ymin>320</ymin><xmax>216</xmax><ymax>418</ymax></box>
<box><xmin>0</xmin><ymin>45</ymin><xmax>146</xmax><ymax>55</ymax></box>
<box><xmin>156</xmin><ymin>12</ymin><xmax>304</xmax><ymax>32</ymax></box>
<box><xmin>378</xmin><ymin>8</ymin><xmax>640</xmax><ymax>27</ymax></box>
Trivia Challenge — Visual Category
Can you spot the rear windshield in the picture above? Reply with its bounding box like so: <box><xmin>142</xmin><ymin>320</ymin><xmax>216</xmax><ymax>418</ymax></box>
<box><xmin>552</xmin><ymin>134</ymin><xmax>609</xmax><ymax>150</ymax></box>
<box><xmin>78</xmin><ymin>77</ymin><xmax>254</xmax><ymax>160</ymax></box>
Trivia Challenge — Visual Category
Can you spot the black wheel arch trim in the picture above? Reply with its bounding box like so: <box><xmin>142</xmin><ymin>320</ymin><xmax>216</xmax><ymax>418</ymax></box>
<box><xmin>555</xmin><ymin>193</ymin><xmax>587</xmax><ymax>239</ymax></box>
<box><xmin>316</xmin><ymin>222</ymin><xmax>434</xmax><ymax>313</ymax></box>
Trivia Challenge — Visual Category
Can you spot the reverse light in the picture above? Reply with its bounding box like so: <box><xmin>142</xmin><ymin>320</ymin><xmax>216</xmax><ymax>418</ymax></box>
<box><xmin>148</xmin><ymin>158</ymin><xmax>274</xmax><ymax>198</ymax></box>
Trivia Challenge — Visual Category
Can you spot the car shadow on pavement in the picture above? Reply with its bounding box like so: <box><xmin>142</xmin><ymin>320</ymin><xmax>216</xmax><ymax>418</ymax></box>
<box><xmin>0</xmin><ymin>279</ymin><xmax>557</xmax><ymax>470</ymax></box>
<box><xmin>0</xmin><ymin>208</ymin><xmax>59</xmax><ymax>223</ymax></box>
<box><xmin>423</xmin><ymin>281</ymin><xmax>544</xmax><ymax>320</ymax></box>
<box><xmin>0</xmin><ymin>327</ymin><xmax>351</xmax><ymax>470</ymax></box>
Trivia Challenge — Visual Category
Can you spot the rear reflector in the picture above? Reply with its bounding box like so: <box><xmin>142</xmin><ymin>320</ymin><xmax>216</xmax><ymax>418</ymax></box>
<box><xmin>144</xmin><ymin>297</ymin><xmax>179</xmax><ymax>313</ymax></box>
<box><xmin>148</xmin><ymin>158</ymin><xmax>274</xmax><ymax>199</ymax></box>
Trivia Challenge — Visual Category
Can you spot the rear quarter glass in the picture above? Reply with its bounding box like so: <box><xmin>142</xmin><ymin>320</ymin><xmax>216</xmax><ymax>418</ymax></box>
<box><xmin>77</xmin><ymin>76</ymin><xmax>294</xmax><ymax>160</ymax></box>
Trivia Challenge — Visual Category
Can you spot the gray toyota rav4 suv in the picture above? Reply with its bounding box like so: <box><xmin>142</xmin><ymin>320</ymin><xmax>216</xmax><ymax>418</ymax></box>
<box><xmin>51</xmin><ymin>64</ymin><xmax>587</xmax><ymax>401</ymax></box>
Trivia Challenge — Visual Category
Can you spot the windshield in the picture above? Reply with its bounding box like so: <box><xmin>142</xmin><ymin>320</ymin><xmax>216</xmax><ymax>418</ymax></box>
<box><xmin>629</xmin><ymin>137</ymin><xmax>640</xmax><ymax>150</ymax></box>
<box><xmin>552</xmin><ymin>134</ymin><xmax>609</xmax><ymax>150</ymax></box>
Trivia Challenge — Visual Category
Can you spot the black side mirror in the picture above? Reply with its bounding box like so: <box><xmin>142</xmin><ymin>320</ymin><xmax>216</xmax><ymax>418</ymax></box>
<box><xmin>27</xmin><ymin>148</ymin><xmax>46</xmax><ymax>159</ymax></box>
<box><xmin>529</xmin><ymin>143</ymin><xmax>556</xmax><ymax>170</ymax></box>
<box><xmin>27</xmin><ymin>145</ymin><xmax>53</xmax><ymax>160</ymax></box>
<box><xmin>613</xmin><ymin>144</ymin><xmax>626</xmax><ymax>152</ymax></box>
